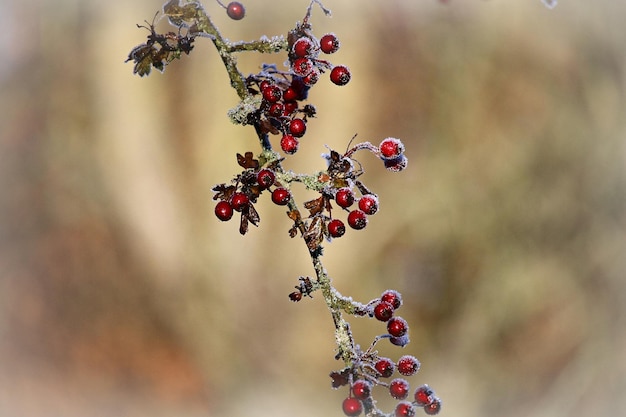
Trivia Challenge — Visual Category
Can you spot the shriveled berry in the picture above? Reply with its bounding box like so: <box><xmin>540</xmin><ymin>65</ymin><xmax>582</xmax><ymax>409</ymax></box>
<box><xmin>226</xmin><ymin>1</ymin><xmax>245</xmax><ymax>20</ymax></box>
<box><xmin>330</xmin><ymin>65</ymin><xmax>351</xmax><ymax>86</ymax></box>
<box><xmin>271</xmin><ymin>187</ymin><xmax>290</xmax><ymax>205</ymax></box>
<box><xmin>389</xmin><ymin>378</ymin><xmax>410</xmax><ymax>400</ymax></box>
<box><xmin>292</xmin><ymin>57</ymin><xmax>314</xmax><ymax>77</ymax></box>
<box><xmin>262</xmin><ymin>85</ymin><xmax>282</xmax><ymax>103</ymax></box>
<box><xmin>214</xmin><ymin>201</ymin><xmax>233</xmax><ymax>221</ymax></box>
<box><xmin>374</xmin><ymin>357</ymin><xmax>395</xmax><ymax>378</ymax></box>
<box><xmin>328</xmin><ymin>219</ymin><xmax>346</xmax><ymax>238</ymax></box>
<box><xmin>381</xmin><ymin>289</ymin><xmax>403</xmax><ymax>310</ymax></box>
<box><xmin>351</xmin><ymin>379</ymin><xmax>372</xmax><ymax>401</ymax></box>
<box><xmin>358</xmin><ymin>194</ymin><xmax>379</xmax><ymax>215</ymax></box>
<box><xmin>342</xmin><ymin>397</ymin><xmax>362</xmax><ymax>417</ymax></box>
<box><xmin>335</xmin><ymin>187</ymin><xmax>355</xmax><ymax>208</ymax></box>
<box><xmin>384</xmin><ymin>155</ymin><xmax>408</xmax><ymax>172</ymax></box>
<box><xmin>387</xmin><ymin>316</ymin><xmax>408</xmax><ymax>338</ymax></box>
<box><xmin>395</xmin><ymin>401</ymin><xmax>416</xmax><ymax>417</ymax></box>
<box><xmin>390</xmin><ymin>334</ymin><xmax>410</xmax><ymax>347</ymax></box>
<box><xmin>379</xmin><ymin>137</ymin><xmax>405</xmax><ymax>159</ymax></box>
<box><xmin>414</xmin><ymin>385</ymin><xmax>435</xmax><ymax>406</ymax></box>
<box><xmin>256</xmin><ymin>168</ymin><xmax>275</xmax><ymax>189</ymax></box>
<box><xmin>347</xmin><ymin>210</ymin><xmax>367</xmax><ymax>230</ymax></box>
<box><xmin>230</xmin><ymin>192</ymin><xmax>249</xmax><ymax>212</ymax></box>
<box><xmin>397</xmin><ymin>355</ymin><xmax>420</xmax><ymax>376</ymax></box>
<box><xmin>320</xmin><ymin>33</ymin><xmax>340</xmax><ymax>54</ymax></box>
<box><xmin>373</xmin><ymin>301</ymin><xmax>394</xmax><ymax>322</ymax></box>
<box><xmin>280</xmin><ymin>134</ymin><xmax>299</xmax><ymax>154</ymax></box>
<box><xmin>288</xmin><ymin>118</ymin><xmax>307</xmax><ymax>137</ymax></box>
<box><xmin>292</xmin><ymin>37</ymin><xmax>315</xmax><ymax>58</ymax></box>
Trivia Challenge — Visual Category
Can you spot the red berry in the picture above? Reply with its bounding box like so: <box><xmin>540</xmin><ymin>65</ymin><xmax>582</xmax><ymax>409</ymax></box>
<box><xmin>292</xmin><ymin>57</ymin><xmax>314</xmax><ymax>77</ymax></box>
<box><xmin>292</xmin><ymin>37</ymin><xmax>315</xmax><ymax>58</ymax></box>
<box><xmin>330</xmin><ymin>65</ymin><xmax>351</xmax><ymax>86</ymax></box>
<box><xmin>283</xmin><ymin>87</ymin><xmax>298</xmax><ymax>101</ymax></box>
<box><xmin>262</xmin><ymin>85</ymin><xmax>282</xmax><ymax>103</ymax></box>
<box><xmin>328</xmin><ymin>219</ymin><xmax>346</xmax><ymax>238</ymax></box>
<box><xmin>397</xmin><ymin>355</ymin><xmax>420</xmax><ymax>376</ymax></box>
<box><xmin>347</xmin><ymin>210</ymin><xmax>367</xmax><ymax>230</ymax></box>
<box><xmin>256</xmin><ymin>168</ymin><xmax>275</xmax><ymax>189</ymax></box>
<box><xmin>424</xmin><ymin>397</ymin><xmax>442</xmax><ymax>415</ymax></box>
<box><xmin>414</xmin><ymin>385</ymin><xmax>434</xmax><ymax>406</ymax></box>
<box><xmin>214</xmin><ymin>201</ymin><xmax>233</xmax><ymax>221</ymax></box>
<box><xmin>335</xmin><ymin>187</ymin><xmax>355</xmax><ymax>208</ymax></box>
<box><xmin>226</xmin><ymin>2</ymin><xmax>245</xmax><ymax>20</ymax></box>
<box><xmin>288</xmin><ymin>118</ymin><xmax>306</xmax><ymax>137</ymax></box>
<box><xmin>373</xmin><ymin>301</ymin><xmax>394</xmax><ymax>322</ymax></box>
<box><xmin>280</xmin><ymin>134</ymin><xmax>299</xmax><ymax>154</ymax></box>
<box><xmin>379</xmin><ymin>137</ymin><xmax>405</xmax><ymax>159</ymax></box>
<box><xmin>395</xmin><ymin>401</ymin><xmax>416</xmax><ymax>417</ymax></box>
<box><xmin>342</xmin><ymin>397</ymin><xmax>362</xmax><ymax>417</ymax></box>
<box><xmin>381</xmin><ymin>289</ymin><xmax>403</xmax><ymax>310</ymax></box>
<box><xmin>320</xmin><ymin>33</ymin><xmax>340</xmax><ymax>54</ymax></box>
<box><xmin>271</xmin><ymin>187</ymin><xmax>290</xmax><ymax>205</ymax></box>
<box><xmin>351</xmin><ymin>380</ymin><xmax>372</xmax><ymax>401</ymax></box>
<box><xmin>358</xmin><ymin>194</ymin><xmax>379</xmax><ymax>215</ymax></box>
<box><xmin>387</xmin><ymin>316</ymin><xmax>408</xmax><ymax>338</ymax></box>
<box><xmin>230</xmin><ymin>192</ymin><xmax>249</xmax><ymax>211</ymax></box>
<box><xmin>302</xmin><ymin>67</ymin><xmax>320</xmax><ymax>86</ymax></box>
<box><xmin>268</xmin><ymin>102</ymin><xmax>284</xmax><ymax>117</ymax></box>
<box><xmin>259</xmin><ymin>79</ymin><xmax>271</xmax><ymax>92</ymax></box>
<box><xmin>283</xmin><ymin>100</ymin><xmax>298</xmax><ymax>115</ymax></box>
<box><xmin>389</xmin><ymin>378</ymin><xmax>410</xmax><ymax>400</ymax></box>
<box><xmin>374</xmin><ymin>357</ymin><xmax>395</xmax><ymax>378</ymax></box>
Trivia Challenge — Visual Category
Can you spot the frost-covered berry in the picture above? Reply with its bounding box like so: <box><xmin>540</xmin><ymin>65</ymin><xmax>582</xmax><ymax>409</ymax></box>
<box><xmin>414</xmin><ymin>385</ymin><xmax>435</xmax><ymax>406</ymax></box>
<box><xmin>395</xmin><ymin>401</ymin><xmax>416</xmax><ymax>417</ymax></box>
<box><xmin>390</xmin><ymin>334</ymin><xmax>410</xmax><ymax>347</ymax></box>
<box><xmin>292</xmin><ymin>37</ymin><xmax>315</xmax><ymax>58</ymax></box>
<box><xmin>374</xmin><ymin>357</ymin><xmax>395</xmax><ymax>378</ymax></box>
<box><xmin>256</xmin><ymin>168</ymin><xmax>275</xmax><ymax>189</ymax></box>
<box><xmin>320</xmin><ymin>33</ymin><xmax>340</xmax><ymax>54</ymax></box>
<box><xmin>281</xmin><ymin>134</ymin><xmax>299</xmax><ymax>154</ymax></box>
<box><xmin>288</xmin><ymin>118</ymin><xmax>307</xmax><ymax>137</ymax></box>
<box><xmin>380</xmin><ymin>290</ymin><xmax>403</xmax><ymax>310</ymax></box>
<box><xmin>379</xmin><ymin>137</ymin><xmax>405</xmax><ymax>159</ymax></box>
<box><xmin>351</xmin><ymin>379</ymin><xmax>372</xmax><ymax>401</ymax></box>
<box><xmin>389</xmin><ymin>378</ymin><xmax>410</xmax><ymax>400</ymax></box>
<box><xmin>347</xmin><ymin>210</ymin><xmax>367</xmax><ymax>230</ymax></box>
<box><xmin>302</xmin><ymin>67</ymin><xmax>320</xmax><ymax>86</ymax></box>
<box><xmin>384</xmin><ymin>155</ymin><xmax>408</xmax><ymax>172</ymax></box>
<box><xmin>373</xmin><ymin>301</ymin><xmax>394</xmax><ymax>322</ymax></box>
<box><xmin>262</xmin><ymin>84</ymin><xmax>282</xmax><ymax>103</ymax></box>
<box><xmin>358</xmin><ymin>194</ymin><xmax>379</xmax><ymax>215</ymax></box>
<box><xmin>330</xmin><ymin>65</ymin><xmax>351</xmax><ymax>86</ymax></box>
<box><xmin>424</xmin><ymin>397</ymin><xmax>442</xmax><ymax>415</ymax></box>
<box><xmin>397</xmin><ymin>355</ymin><xmax>420</xmax><ymax>376</ymax></box>
<box><xmin>292</xmin><ymin>57</ymin><xmax>314</xmax><ymax>77</ymax></box>
<box><xmin>226</xmin><ymin>2</ymin><xmax>245</xmax><ymax>20</ymax></box>
<box><xmin>214</xmin><ymin>201</ymin><xmax>233</xmax><ymax>221</ymax></box>
<box><xmin>271</xmin><ymin>187</ymin><xmax>291</xmax><ymax>205</ymax></box>
<box><xmin>335</xmin><ymin>187</ymin><xmax>355</xmax><ymax>208</ymax></box>
<box><xmin>328</xmin><ymin>219</ymin><xmax>346</xmax><ymax>238</ymax></box>
<box><xmin>268</xmin><ymin>102</ymin><xmax>284</xmax><ymax>117</ymax></box>
<box><xmin>387</xmin><ymin>316</ymin><xmax>408</xmax><ymax>338</ymax></box>
<box><xmin>230</xmin><ymin>192</ymin><xmax>249</xmax><ymax>212</ymax></box>
<box><xmin>342</xmin><ymin>397</ymin><xmax>362</xmax><ymax>416</ymax></box>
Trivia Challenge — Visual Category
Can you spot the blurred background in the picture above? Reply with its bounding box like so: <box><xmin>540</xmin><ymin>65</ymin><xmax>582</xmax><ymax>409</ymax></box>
<box><xmin>1</xmin><ymin>0</ymin><xmax>625</xmax><ymax>416</ymax></box>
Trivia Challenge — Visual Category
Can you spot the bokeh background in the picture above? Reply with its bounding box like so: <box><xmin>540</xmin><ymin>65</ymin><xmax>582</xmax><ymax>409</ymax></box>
<box><xmin>1</xmin><ymin>0</ymin><xmax>624</xmax><ymax>416</ymax></box>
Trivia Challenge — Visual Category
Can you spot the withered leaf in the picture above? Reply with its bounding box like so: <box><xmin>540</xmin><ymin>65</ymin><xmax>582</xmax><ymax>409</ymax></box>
<box><xmin>239</xmin><ymin>214</ymin><xmax>248</xmax><ymax>235</ymax></box>
<box><xmin>212</xmin><ymin>184</ymin><xmax>236</xmax><ymax>200</ymax></box>
<box><xmin>245</xmin><ymin>204</ymin><xmax>260</xmax><ymax>226</ymax></box>
<box><xmin>304</xmin><ymin>217</ymin><xmax>323</xmax><ymax>252</ymax></box>
<box><xmin>288</xmin><ymin>225</ymin><xmax>298</xmax><ymax>238</ymax></box>
<box><xmin>329</xmin><ymin>369</ymin><xmax>351</xmax><ymax>389</ymax></box>
<box><xmin>287</xmin><ymin>209</ymin><xmax>301</xmax><ymax>222</ymax></box>
<box><xmin>236</xmin><ymin>152</ymin><xmax>259</xmax><ymax>170</ymax></box>
<box><xmin>304</xmin><ymin>195</ymin><xmax>329</xmax><ymax>217</ymax></box>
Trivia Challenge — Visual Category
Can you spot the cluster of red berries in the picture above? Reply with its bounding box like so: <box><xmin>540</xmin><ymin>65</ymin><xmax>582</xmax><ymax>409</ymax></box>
<box><xmin>334</xmin><ymin>290</ymin><xmax>441</xmax><ymax>416</ymax></box>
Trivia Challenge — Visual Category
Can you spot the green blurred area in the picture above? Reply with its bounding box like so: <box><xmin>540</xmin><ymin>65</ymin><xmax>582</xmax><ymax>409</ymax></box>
<box><xmin>1</xmin><ymin>1</ymin><xmax>625</xmax><ymax>416</ymax></box>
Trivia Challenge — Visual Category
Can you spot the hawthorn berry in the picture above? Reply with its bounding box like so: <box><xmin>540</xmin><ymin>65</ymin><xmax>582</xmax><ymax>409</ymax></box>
<box><xmin>320</xmin><ymin>33</ymin><xmax>340</xmax><ymax>54</ymax></box>
<box><xmin>373</xmin><ymin>301</ymin><xmax>394</xmax><ymax>322</ymax></box>
<box><xmin>342</xmin><ymin>397</ymin><xmax>362</xmax><ymax>417</ymax></box>
<box><xmin>381</xmin><ymin>289</ymin><xmax>403</xmax><ymax>310</ymax></box>
<box><xmin>330</xmin><ymin>65</ymin><xmax>351</xmax><ymax>86</ymax></box>
<box><xmin>281</xmin><ymin>134</ymin><xmax>299</xmax><ymax>154</ymax></box>
<box><xmin>288</xmin><ymin>118</ymin><xmax>307</xmax><ymax>137</ymax></box>
<box><xmin>283</xmin><ymin>87</ymin><xmax>298</xmax><ymax>101</ymax></box>
<box><xmin>268</xmin><ymin>102</ymin><xmax>284</xmax><ymax>117</ymax></box>
<box><xmin>424</xmin><ymin>397</ymin><xmax>442</xmax><ymax>415</ymax></box>
<box><xmin>394</xmin><ymin>401</ymin><xmax>416</xmax><ymax>417</ymax></box>
<box><xmin>347</xmin><ymin>210</ymin><xmax>367</xmax><ymax>230</ymax></box>
<box><xmin>397</xmin><ymin>355</ymin><xmax>420</xmax><ymax>376</ymax></box>
<box><xmin>302</xmin><ymin>67</ymin><xmax>320</xmax><ymax>86</ymax></box>
<box><xmin>214</xmin><ymin>201</ymin><xmax>234</xmax><ymax>221</ymax></box>
<box><xmin>283</xmin><ymin>101</ymin><xmax>298</xmax><ymax>115</ymax></box>
<box><xmin>358</xmin><ymin>194</ymin><xmax>379</xmax><ymax>215</ymax></box>
<box><xmin>328</xmin><ymin>219</ymin><xmax>346</xmax><ymax>238</ymax></box>
<box><xmin>387</xmin><ymin>316</ymin><xmax>408</xmax><ymax>338</ymax></box>
<box><xmin>389</xmin><ymin>378</ymin><xmax>410</xmax><ymax>400</ymax></box>
<box><xmin>292</xmin><ymin>37</ymin><xmax>315</xmax><ymax>58</ymax></box>
<box><xmin>230</xmin><ymin>192</ymin><xmax>249</xmax><ymax>211</ymax></box>
<box><xmin>226</xmin><ymin>1</ymin><xmax>245</xmax><ymax>20</ymax></box>
<box><xmin>379</xmin><ymin>137</ymin><xmax>405</xmax><ymax>159</ymax></box>
<box><xmin>292</xmin><ymin>57</ymin><xmax>314</xmax><ymax>77</ymax></box>
<box><xmin>271</xmin><ymin>187</ymin><xmax>291</xmax><ymax>205</ymax></box>
<box><xmin>414</xmin><ymin>385</ymin><xmax>435</xmax><ymax>406</ymax></box>
<box><xmin>262</xmin><ymin>84</ymin><xmax>282</xmax><ymax>103</ymax></box>
<box><xmin>256</xmin><ymin>168</ymin><xmax>275</xmax><ymax>189</ymax></box>
<box><xmin>351</xmin><ymin>379</ymin><xmax>372</xmax><ymax>401</ymax></box>
<box><xmin>374</xmin><ymin>357</ymin><xmax>395</xmax><ymax>378</ymax></box>
<box><xmin>335</xmin><ymin>187</ymin><xmax>355</xmax><ymax>208</ymax></box>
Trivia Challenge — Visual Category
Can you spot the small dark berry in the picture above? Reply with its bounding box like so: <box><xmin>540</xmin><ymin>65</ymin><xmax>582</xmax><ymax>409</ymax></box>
<box><xmin>351</xmin><ymin>380</ymin><xmax>372</xmax><ymax>401</ymax></box>
<box><xmin>292</xmin><ymin>57</ymin><xmax>314</xmax><ymax>77</ymax></box>
<box><xmin>342</xmin><ymin>397</ymin><xmax>362</xmax><ymax>417</ymax></box>
<box><xmin>384</xmin><ymin>155</ymin><xmax>408</xmax><ymax>172</ymax></box>
<box><xmin>335</xmin><ymin>187</ymin><xmax>355</xmax><ymax>208</ymax></box>
<box><xmin>281</xmin><ymin>134</ymin><xmax>299</xmax><ymax>154</ymax></box>
<box><xmin>389</xmin><ymin>378</ymin><xmax>410</xmax><ymax>400</ymax></box>
<box><xmin>256</xmin><ymin>168</ymin><xmax>275</xmax><ymax>189</ymax></box>
<box><xmin>394</xmin><ymin>401</ymin><xmax>416</xmax><ymax>417</ymax></box>
<box><xmin>397</xmin><ymin>355</ymin><xmax>420</xmax><ymax>376</ymax></box>
<box><xmin>262</xmin><ymin>85</ymin><xmax>282</xmax><ymax>103</ymax></box>
<box><xmin>271</xmin><ymin>187</ymin><xmax>291</xmax><ymax>205</ymax></box>
<box><xmin>390</xmin><ymin>334</ymin><xmax>410</xmax><ymax>347</ymax></box>
<box><xmin>358</xmin><ymin>194</ymin><xmax>379</xmax><ymax>215</ymax></box>
<box><xmin>288</xmin><ymin>118</ymin><xmax>307</xmax><ymax>137</ymax></box>
<box><xmin>373</xmin><ymin>301</ymin><xmax>394</xmax><ymax>322</ymax></box>
<box><xmin>320</xmin><ymin>33</ymin><xmax>340</xmax><ymax>54</ymax></box>
<box><xmin>230</xmin><ymin>192</ymin><xmax>249</xmax><ymax>212</ymax></box>
<box><xmin>214</xmin><ymin>201</ymin><xmax>234</xmax><ymax>221</ymax></box>
<box><xmin>226</xmin><ymin>2</ymin><xmax>245</xmax><ymax>20</ymax></box>
<box><xmin>381</xmin><ymin>289</ymin><xmax>403</xmax><ymax>310</ymax></box>
<box><xmin>379</xmin><ymin>137</ymin><xmax>405</xmax><ymax>159</ymax></box>
<box><xmin>374</xmin><ymin>357</ymin><xmax>395</xmax><ymax>378</ymax></box>
<box><xmin>292</xmin><ymin>37</ymin><xmax>315</xmax><ymax>58</ymax></box>
<box><xmin>347</xmin><ymin>209</ymin><xmax>367</xmax><ymax>230</ymax></box>
<box><xmin>328</xmin><ymin>219</ymin><xmax>346</xmax><ymax>238</ymax></box>
<box><xmin>414</xmin><ymin>385</ymin><xmax>435</xmax><ymax>406</ymax></box>
<box><xmin>330</xmin><ymin>65</ymin><xmax>351</xmax><ymax>86</ymax></box>
<box><xmin>387</xmin><ymin>316</ymin><xmax>408</xmax><ymax>338</ymax></box>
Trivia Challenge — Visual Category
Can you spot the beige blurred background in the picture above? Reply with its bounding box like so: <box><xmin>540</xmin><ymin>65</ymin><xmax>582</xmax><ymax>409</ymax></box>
<box><xmin>1</xmin><ymin>0</ymin><xmax>625</xmax><ymax>416</ymax></box>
